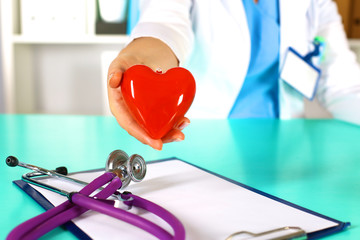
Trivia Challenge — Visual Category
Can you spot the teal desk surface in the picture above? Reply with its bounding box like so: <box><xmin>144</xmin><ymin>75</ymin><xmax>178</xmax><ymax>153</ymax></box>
<box><xmin>1</xmin><ymin>114</ymin><xmax>360</xmax><ymax>239</ymax></box>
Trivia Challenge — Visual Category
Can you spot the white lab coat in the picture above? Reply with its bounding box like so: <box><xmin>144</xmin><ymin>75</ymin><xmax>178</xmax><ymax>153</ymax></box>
<box><xmin>130</xmin><ymin>0</ymin><xmax>360</xmax><ymax>125</ymax></box>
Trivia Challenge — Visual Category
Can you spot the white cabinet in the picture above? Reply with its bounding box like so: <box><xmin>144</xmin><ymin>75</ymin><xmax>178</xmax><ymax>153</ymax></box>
<box><xmin>1</xmin><ymin>0</ymin><xmax>128</xmax><ymax>115</ymax></box>
<box><xmin>20</xmin><ymin>0</ymin><xmax>87</xmax><ymax>36</ymax></box>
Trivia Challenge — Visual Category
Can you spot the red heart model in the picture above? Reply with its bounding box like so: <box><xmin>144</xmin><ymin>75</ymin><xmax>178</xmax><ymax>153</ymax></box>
<box><xmin>121</xmin><ymin>65</ymin><xmax>196</xmax><ymax>139</ymax></box>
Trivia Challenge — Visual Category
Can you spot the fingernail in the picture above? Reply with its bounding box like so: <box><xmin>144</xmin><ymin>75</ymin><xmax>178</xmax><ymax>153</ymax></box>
<box><xmin>178</xmin><ymin>121</ymin><xmax>190</xmax><ymax>130</ymax></box>
<box><xmin>148</xmin><ymin>139</ymin><xmax>162</xmax><ymax>151</ymax></box>
<box><xmin>173</xmin><ymin>138</ymin><xmax>183</xmax><ymax>142</ymax></box>
<box><xmin>108</xmin><ymin>73</ymin><xmax>114</xmax><ymax>82</ymax></box>
<box><xmin>155</xmin><ymin>141</ymin><xmax>163</xmax><ymax>150</ymax></box>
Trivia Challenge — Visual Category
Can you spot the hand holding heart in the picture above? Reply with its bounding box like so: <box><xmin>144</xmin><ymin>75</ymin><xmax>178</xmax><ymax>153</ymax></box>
<box><xmin>107</xmin><ymin>37</ymin><xmax>194</xmax><ymax>150</ymax></box>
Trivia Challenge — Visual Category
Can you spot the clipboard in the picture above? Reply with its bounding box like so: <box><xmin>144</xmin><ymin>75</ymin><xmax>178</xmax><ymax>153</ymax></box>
<box><xmin>13</xmin><ymin>158</ymin><xmax>350</xmax><ymax>239</ymax></box>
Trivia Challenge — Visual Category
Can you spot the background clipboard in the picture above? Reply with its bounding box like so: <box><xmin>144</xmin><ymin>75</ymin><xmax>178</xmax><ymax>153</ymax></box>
<box><xmin>13</xmin><ymin>158</ymin><xmax>350</xmax><ymax>239</ymax></box>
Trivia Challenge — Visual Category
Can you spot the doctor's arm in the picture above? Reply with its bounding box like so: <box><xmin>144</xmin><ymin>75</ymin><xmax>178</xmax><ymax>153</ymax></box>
<box><xmin>315</xmin><ymin>0</ymin><xmax>360</xmax><ymax>125</ymax></box>
<box><xmin>107</xmin><ymin>0</ymin><xmax>194</xmax><ymax>150</ymax></box>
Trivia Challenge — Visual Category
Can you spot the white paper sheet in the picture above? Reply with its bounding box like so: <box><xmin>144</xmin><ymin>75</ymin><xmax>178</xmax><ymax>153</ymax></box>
<box><xmin>30</xmin><ymin>159</ymin><xmax>339</xmax><ymax>240</ymax></box>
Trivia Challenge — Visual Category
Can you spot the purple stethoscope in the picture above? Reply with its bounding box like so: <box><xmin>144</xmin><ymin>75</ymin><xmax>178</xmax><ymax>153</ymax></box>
<box><xmin>6</xmin><ymin>150</ymin><xmax>185</xmax><ymax>240</ymax></box>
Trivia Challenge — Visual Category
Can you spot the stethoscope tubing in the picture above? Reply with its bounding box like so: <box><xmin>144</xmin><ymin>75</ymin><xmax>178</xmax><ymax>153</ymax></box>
<box><xmin>7</xmin><ymin>171</ymin><xmax>186</xmax><ymax>240</ymax></box>
<box><xmin>125</xmin><ymin>194</ymin><xmax>186</xmax><ymax>240</ymax></box>
<box><xmin>28</xmin><ymin>174</ymin><xmax>123</xmax><ymax>240</ymax></box>
<box><xmin>71</xmin><ymin>193</ymin><xmax>174</xmax><ymax>240</ymax></box>
<box><xmin>7</xmin><ymin>172</ymin><xmax>118</xmax><ymax>240</ymax></box>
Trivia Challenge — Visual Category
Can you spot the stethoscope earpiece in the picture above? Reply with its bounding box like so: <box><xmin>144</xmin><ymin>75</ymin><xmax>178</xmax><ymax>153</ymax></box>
<box><xmin>105</xmin><ymin>150</ymin><xmax>146</xmax><ymax>189</ymax></box>
<box><xmin>6</xmin><ymin>156</ymin><xmax>19</xmax><ymax>167</ymax></box>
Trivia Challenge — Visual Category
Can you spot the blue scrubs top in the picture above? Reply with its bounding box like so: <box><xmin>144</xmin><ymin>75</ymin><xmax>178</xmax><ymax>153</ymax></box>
<box><xmin>228</xmin><ymin>0</ymin><xmax>280</xmax><ymax>118</ymax></box>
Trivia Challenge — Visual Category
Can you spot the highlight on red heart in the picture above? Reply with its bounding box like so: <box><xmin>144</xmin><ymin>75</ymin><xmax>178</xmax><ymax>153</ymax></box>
<box><xmin>121</xmin><ymin>65</ymin><xmax>196</xmax><ymax>139</ymax></box>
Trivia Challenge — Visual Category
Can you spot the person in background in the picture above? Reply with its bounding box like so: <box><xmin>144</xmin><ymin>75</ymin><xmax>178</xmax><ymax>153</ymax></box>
<box><xmin>107</xmin><ymin>0</ymin><xmax>360</xmax><ymax>150</ymax></box>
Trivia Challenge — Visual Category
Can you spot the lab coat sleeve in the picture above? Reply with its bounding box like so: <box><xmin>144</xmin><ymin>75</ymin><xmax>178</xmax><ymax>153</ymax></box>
<box><xmin>129</xmin><ymin>0</ymin><xmax>194</xmax><ymax>65</ymax></box>
<box><xmin>315</xmin><ymin>0</ymin><xmax>360</xmax><ymax>125</ymax></box>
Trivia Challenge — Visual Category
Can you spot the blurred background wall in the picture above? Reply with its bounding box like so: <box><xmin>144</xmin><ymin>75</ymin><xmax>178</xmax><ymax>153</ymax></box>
<box><xmin>0</xmin><ymin>0</ymin><xmax>359</xmax><ymax>118</ymax></box>
<box><xmin>0</xmin><ymin>0</ymin><xmax>138</xmax><ymax>115</ymax></box>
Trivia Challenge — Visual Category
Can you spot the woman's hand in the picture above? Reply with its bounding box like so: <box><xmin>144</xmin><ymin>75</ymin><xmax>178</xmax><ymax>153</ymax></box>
<box><xmin>107</xmin><ymin>37</ymin><xmax>190</xmax><ymax>150</ymax></box>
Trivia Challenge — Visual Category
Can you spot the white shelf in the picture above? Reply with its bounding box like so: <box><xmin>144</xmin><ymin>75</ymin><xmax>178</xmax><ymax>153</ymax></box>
<box><xmin>13</xmin><ymin>34</ymin><xmax>129</xmax><ymax>45</ymax></box>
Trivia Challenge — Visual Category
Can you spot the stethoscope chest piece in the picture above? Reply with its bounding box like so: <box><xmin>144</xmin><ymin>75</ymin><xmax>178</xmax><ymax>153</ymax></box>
<box><xmin>106</xmin><ymin>150</ymin><xmax>146</xmax><ymax>189</ymax></box>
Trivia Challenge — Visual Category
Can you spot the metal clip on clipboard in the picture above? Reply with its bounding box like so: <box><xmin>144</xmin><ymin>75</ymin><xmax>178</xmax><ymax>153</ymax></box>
<box><xmin>226</xmin><ymin>226</ymin><xmax>307</xmax><ymax>240</ymax></box>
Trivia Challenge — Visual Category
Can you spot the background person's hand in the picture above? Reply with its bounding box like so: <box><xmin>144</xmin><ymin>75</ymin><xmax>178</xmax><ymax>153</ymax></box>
<box><xmin>107</xmin><ymin>37</ymin><xmax>190</xmax><ymax>150</ymax></box>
